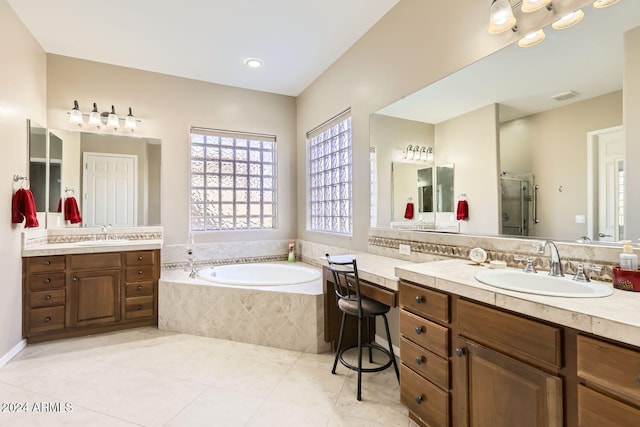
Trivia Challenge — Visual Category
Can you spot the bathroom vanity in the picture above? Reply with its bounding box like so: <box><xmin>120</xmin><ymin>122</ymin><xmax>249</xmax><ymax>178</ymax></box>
<box><xmin>21</xmin><ymin>228</ymin><xmax>162</xmax><ymax>343</ymax></box>
<box><xmin>396</xmin><ymin>259</ymin><xmax>640</xmax><ymax>427</ymax></box>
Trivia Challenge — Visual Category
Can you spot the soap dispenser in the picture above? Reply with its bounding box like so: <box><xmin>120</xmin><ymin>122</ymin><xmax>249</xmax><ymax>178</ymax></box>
<box><xmin>619</xmin><ymin>240</ymin><xmax>638</xmax><ymax>270</ymax></box>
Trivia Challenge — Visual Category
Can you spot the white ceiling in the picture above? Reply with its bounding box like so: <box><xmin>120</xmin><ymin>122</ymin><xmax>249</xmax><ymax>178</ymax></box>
<box><xmin>6</xmin><ymin>0</ymin><xmax>399</xmax><ymax>96</ymax></box>
<box><xmin>377</xmin><ymin>1</ymin><xmax>640</xmax><ymax>124</ymax></box>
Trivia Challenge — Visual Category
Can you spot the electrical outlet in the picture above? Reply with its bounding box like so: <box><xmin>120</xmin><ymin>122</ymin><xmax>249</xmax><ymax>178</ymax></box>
<box><xmin>575</xmin><ymin>215</ymin><xmax>586</xmax><ymax>224</ymax></box>
<box><xmin>399</xmin><ymin>244</ymin><xmax>411</xmax><ymax>255</ymax></box>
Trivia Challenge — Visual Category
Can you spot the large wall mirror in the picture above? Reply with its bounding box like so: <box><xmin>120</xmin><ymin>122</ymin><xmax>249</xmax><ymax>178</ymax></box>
<box><xmin>371</xmin><ymin>1</ymin><xmax>640</xmax><ymax>243</ymax></box>
<box><xmin>29</xmin><ymin>127</ymin><xmax>161</xmax><ymax>228</ymax></box>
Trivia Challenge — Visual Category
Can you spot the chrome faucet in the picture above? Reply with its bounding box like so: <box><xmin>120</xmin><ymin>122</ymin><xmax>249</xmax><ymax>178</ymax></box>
<box><xmin>101</xmin><ymin>224</ymin><xmax>111</xmax><ymax>240</ymax></box>
<box><xmin>537</xmin><ymin>240</ymin><xmax>564</xmax><ymax>277</ymax></box>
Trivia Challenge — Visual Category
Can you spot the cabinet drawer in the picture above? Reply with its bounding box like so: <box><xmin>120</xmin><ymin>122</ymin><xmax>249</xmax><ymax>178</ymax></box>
<box><xmin>577</xmin><ymin>335</ymin><xmax>640</xmax><ymax>406</ymax></box>
<box><xmin>125</xmin><ymin>296</ymin><xmax>154</xmax><ymax>320</ymax></box>
<box><xmin>401</xmin><ymin>337</ymin><xmax>449</xmax><ymax>390</ymax></box>
<box><xmin>26</xmin><ymin>256</ymin><xmax>65</xmax><ymax>273</ymax></box>
<box><xmin>125</xmin><ymin>250</ymin><xmax>156</xmax><ymax>266</ymax></box>
<box><xmin>578</xmin><ymin>385</ymin><xmax>640</xmax><ymax>427</ymax></box>
<box><xmin>69</xmin><ymin>253</ymin><xmax>121</xmax><ymax>270</ymax></box>
<box><xmin>400</xmin><ymin>282</ymin><xmax>449</xmax><ymax>323</ymax></box>
<box><xmin>29</xmin><ymin>306</ymin><xmax>65</xmax><ymax>333</ymax></box>
<box><xmin>401</xmin><ymin>364</ymin><xmax>449</xmax><ymax>427</ymax></box>
<box><xmin>126</xmin><ymin>265</ymin><xmax>155</xmax><ymax>282</ymax></box>
<box><xmin>400</xmin><ymin>310</ymin><xmax>449</xmax><ymax>358</ymax></box>
<box><xmin>30</xmin><ymin>289</ymin><xmax>65</xmax><ymax>308</ymax></box>
<box><xmin>457</xmin><ymin>299</ymin><xmax>562</xmax><ymax>370</ymax></box>
<box><xmin>28</xmin><ymin>272</ymin><xmax>65</xmax><ymax>291</ymax></box>
<box><xmin>126</xmin><ymin>281</ymin><xmax>154</xmax><ymax>297</ymax></box>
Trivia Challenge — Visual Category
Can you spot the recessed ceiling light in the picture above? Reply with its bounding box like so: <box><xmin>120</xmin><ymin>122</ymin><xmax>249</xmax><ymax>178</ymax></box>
<box><xmin>244</xmin><ymin>57</ymin><xmax>264</xmax><ymax>69</ymax></box>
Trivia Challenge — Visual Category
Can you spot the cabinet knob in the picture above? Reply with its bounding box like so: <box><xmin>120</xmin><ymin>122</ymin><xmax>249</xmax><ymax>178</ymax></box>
<box><xmin>415</xmin><ymin>326</ymin><xmax>424</xmax><ymax>335</ymax></box>
<box><xmin>44</xmin><ymin>295</ymin><xmax>51</xmax><ymax>301</ymax></box>
<box><xmin>455</xmin><ymin>348</ymin><xmax>466</xmax><ymax>358</ymax></box>
<box><xmin>415</xmin><ymin>356</ymin><xmax>426</xmax><ymax>365</ymax></box>
<box><xmin>137</xmin><ymin>285</ymin><xmax>143</xmax><ymax>291</ymax></box>
<box><xmin>43</xmin><ymin>316</ymin><xmax>51</xmax><ymax>323</ymax></box>
<box><xmin>44</xmin><ymin>260</ymin><xmax>51</xmax><ymax>266</ymax></box>
<box><xmin>138</xmin><ymin>270</ymin><xmax>143</xmax><ymax>275</ymax></box>
<box><xmin>72</xmin><ymin>277</ymin><xmax>78</xmax><ymax>282</ymax></box>
<box><xmin>138</xmin><ymin>256</ymin><xmax>143</xmax><ymax>261</ymax></box>
<box><xmin>637</xmin><ymin>374</ymin><xmax>640</xmax><ymax>385</ymax></box>
<box><xmin>43</xmin><ymin>278</ymin><xmax>51</xmax><ymax>284</ymax></box>
<box><xmin>137</xmin><ymin>305</ymin><xmax>143</xmax><ymax>311</ymax></box>
<box><xmin>415</xmin><ymin>295</ymin><xmax>425</xmax><ymax>304</ymax></box>
<box><xmin>415</xmin><ymin>395</ymin><xmax>425</xmax><ymax>404</ymax></box>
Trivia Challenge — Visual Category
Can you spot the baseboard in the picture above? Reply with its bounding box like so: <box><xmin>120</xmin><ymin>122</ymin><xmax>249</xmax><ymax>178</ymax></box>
<box><xmin>375</xmin><ymin>334</ymin><xmax>400</xmax><ymax>358</ymax></box>
<box><xmin>0</xmin><ymin>339</ymin><xmax>26</xmax><ymax>369</ymax></box>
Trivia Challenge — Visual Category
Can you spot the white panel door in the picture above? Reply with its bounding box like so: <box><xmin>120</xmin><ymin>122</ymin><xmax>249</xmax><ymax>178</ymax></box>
<box><xmin>597</xmin><ymin>129</ymin><xmax>624</xmax><ymax>242</ymax></box>
<box><xmin>83</xmin><ymin>153</ymin><xmax>137</xmax><ymax>227</ymax></box>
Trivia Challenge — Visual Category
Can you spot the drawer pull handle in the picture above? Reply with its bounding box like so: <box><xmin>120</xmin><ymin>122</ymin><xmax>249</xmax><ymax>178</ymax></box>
<box><xmin>43</xmin><ymin>316</ymin><xmax>51</xmax><ymax>323</ymax></box>
<box><xmin>415</xmin><ymin>326</ymin><xmax>424</xmax><ymax>335</ymax></box>
<box><xmin>415</xmin><ymin>356</ymin><xmax>426</xmax><ymax>365</ymax></box>
<box><xmin>415</xmin><ymin>395</ymin><xmax>425</xmax><ymax>404</ymax></box>
<box><xmin>43</xmin><ymin>278</ymin><xmax>51</xmax><ymax>284</ymax></box>
<box><xmin>44</xmin><ymin>295</ymin><xmax>51</xmax><ymax>301</ymax></box>
<box><xmin>415</xmin><ymin>295</ymin><xmax>425</xmax><ymax>304</ymax></box>
<box><xmin>138</xmin><ymin>256</ymin><xmax>143</xmax><ymax>261</ymax></box>
<box><xmin>138</xmin><ymin>270</ymin><xmax>143</xmax><ymax>275</ymax></box>
<box><xmin>455</xmin><ymin>348</ymin><xmax>466</xmax><ymax>358</ymax></box>
<box><xmin>44</xmin><ymin>261</ymin><xmax>51</xmax><ymax>266</ymax></box>
<box><xmin>137</xmin><ymin>285</ymin><xmax>143</xmax><ymax>291</ymax></box>
<box><xmin>137</xmin><ymin>305</ymin><xmax>143</xmax><ymax>311</ymax></box>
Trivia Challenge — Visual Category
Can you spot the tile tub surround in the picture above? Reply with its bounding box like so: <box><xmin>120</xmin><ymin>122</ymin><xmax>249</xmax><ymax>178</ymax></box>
<box><xmin>159</xmin><ymin>265</ymin><xmax>330</xmax><ymax>353</ymax></box>
<box><xmin>369</xmin><ymin>227</ymin><xmax>628</xmax><ymax>282</ymax></box>
<box><xmin>396</xmin><ymin>259</ymin><xmax>640</xmax><ymax>348</ymax></box>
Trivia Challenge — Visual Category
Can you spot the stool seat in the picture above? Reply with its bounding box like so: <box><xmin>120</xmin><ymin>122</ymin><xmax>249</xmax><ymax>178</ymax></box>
<box><xmin>325</xmin><ymin>254</ymin><xmax>400</xmax><ymax>401</ymax></box>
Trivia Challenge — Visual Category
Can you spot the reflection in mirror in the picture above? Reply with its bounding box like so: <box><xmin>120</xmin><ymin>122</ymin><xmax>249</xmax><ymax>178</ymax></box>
<box><xmin>371</xmin><ymin>2</ymin><xmax>640</xmax><ymax>242</ymax></box>
<box><xmin>48</xmin><ymin>131</ymin><xmax>62</xmax><ymax>213</ymax></box>
<box><xmin>48</xmin><ymin>130</ymin><xmax>161</xmax><ymax>228</ymax></box>
<box><xmin>436</xmin><ymin>165</ymin><xmax>454</xmax><ymax>212</ymax></box>
<box><xmin>28</xmin><ymin>120</ymin><xmax>47</xmax><ymax>224</ymax></box>
<box><xmin>417</xmin><ymin>167</ymin><xmax>433</xmax><ymax>213</ymax></box>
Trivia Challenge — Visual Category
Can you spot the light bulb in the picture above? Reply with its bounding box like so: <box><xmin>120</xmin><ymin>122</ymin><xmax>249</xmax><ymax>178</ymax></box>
<box><xmin>488</xmin><ymin>0</ymin><xmax>517</xmax><ymax>34</ymax></box>
<box><xmin>89</xmin><ymin>103</ymin><xmax>101</xmax><ymax>126</ymax></box>
<box><xmin>69</xmin><ymin>100</ymin><xmax>83</xmax><ymax>125</ymax></box>
<box><xmin>552</xmin><ymin>9</ymin><xmax>584</xmax><ymax>30</ymax></box>
<box><xmin>107</xmin><ymin>105</ymin><xmax>119</xmax><ymax>128</ymax></box>
<box><xmin>518</xmin><ymin>29</ymin><xmax>546</xmax><ymax>47</ymax></box>
<box><xmin>521</xmin><ymin>0</ymin><xmax>552</xmax><ymax>13</ymax></box>
<box><xmin>124</xmin><ymin>107</ymin><xmax>137</xmax><ymax>130</ymax></box>
<box><xmin>593</xmin><ymin>0</ymin><xmax>619</xmax><ymax>9</ymax></box>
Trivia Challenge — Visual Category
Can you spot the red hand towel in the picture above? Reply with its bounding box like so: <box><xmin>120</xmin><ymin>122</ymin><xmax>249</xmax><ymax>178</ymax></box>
<box><xmin>12</xmin><ymin>189</ymin><xmax>25</xmax><ymax>224</ymax></box>
<box><xmin>456</xmin><ymin>199</ymin><xmax>468</xmax><ymax>220</ymax></box>
<box><xmin>21</xmin><ymin>189</ymin><xmax>39</xmax><ymax>228</ymax></box>
<box><xmin>404</xmin><ymin>202</ymin><xmax>414</xmax><ymax>219</ymax></box>
<box><xmin>64</xmin><ymin>197</ymin><xmax>82</xmax><ymax>224</ymax></box>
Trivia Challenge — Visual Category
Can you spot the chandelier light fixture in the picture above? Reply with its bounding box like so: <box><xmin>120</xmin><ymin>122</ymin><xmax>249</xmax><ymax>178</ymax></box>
<box><xmin>67</xmin><ymin>100</ymin><xmax>140</xmax><ymax>131</ymax></box>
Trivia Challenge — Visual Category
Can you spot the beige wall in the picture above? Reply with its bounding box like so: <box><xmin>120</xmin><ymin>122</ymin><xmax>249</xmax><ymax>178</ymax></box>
<box><xmin>435</xmin><ymin>104</ymin><xmax>500</xmax><ymax>235</ymax></box>
<box><xmin>46</xmin><ymin>55</ymin><xmax>297</xmax><ymax>245</ymax></box>
<box><xmin>0</xmin><ymin>0</ymin><xmax>47</xmax><ymax>358</ymax></box>
<box><xmin>624</xmin><ymin>27</ymin><xmax>640</xmax><ymax>240</ymax></box>
<box><xmin>296</xmin><ymin>0</ymin><xmax>596</xmax><ymax>250</ymax></box>
<box><xmin>370</xmin><ymin>114</ymin><xmax>433</xmax><ymax>227</ymax></box>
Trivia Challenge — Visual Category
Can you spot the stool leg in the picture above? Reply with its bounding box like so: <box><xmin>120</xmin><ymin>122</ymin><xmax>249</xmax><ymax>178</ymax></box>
<box><xmin>357</xmin><ymin>315</ymin><xmax>362</xmax><ymax>401</ymax></box>
<box><xmin>382</xmin><ymin>314</ymin><xmax>400</xmax><ymax>381</ymax></box>
<box><xmin>332</xmin><ymin>311</ymin><xmax>347</xmax><ymax>375</ymax></box>
<box><xmin>367</xmin><ymin>316</ymin><xmax>373</xmax><ymax>363</ymax></box>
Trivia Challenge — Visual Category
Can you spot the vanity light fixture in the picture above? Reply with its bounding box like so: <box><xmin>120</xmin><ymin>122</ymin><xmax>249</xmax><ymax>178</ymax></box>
<box><xmin>124</xmin><ymin>108</ymin><xmax>137</xmax><ymax>130</ymax></box>
<box><xmin>403</xmin><ymin>144</ymin><xmax>433</xmax><ymax>161</ymax></box>
<box><xmin>421</xmin><ymin>146</ymin><xmax>434</xmax><ymax>162</ymax></box>
<box><xmin>244</xmin><ymin>57</ymin><xmax>264</xmax><ymax>69</ymax></box>
<box><xmin>89</xmin><ymin>103</ymin><xmax>101</xmax><ymax>126</ymax></box>
<box><xmin>552</xmin><ymin>9</ymin><xmax>584</xmax><ymax>29</ymax></box>
<box><xmin>488</xmin><ymin>0</ymin><xmax>517</xmax><ymax>34</ymax></box>
<box><xmin>69</xmin><ymin>100</ymin><xmax>83</xmax><ymax>125</ymax></box>
<box><xmin>593</xmin><ymin>0</ymin><xmax>619</xmax><ymax>8</ymax></box>
<box><xmin>106</xmin><ymin>105</ymin><xmax>120</xmax><ymax>128</ymax></box>
<box><xmin>521</xmin><ymin>0</ymin><xmax>553</xmax><ymax>13</ymax></box>
<box><xmin>518</xmin><ymin>28</ymin><xmax>546</xmax><ymax>47</ymax></box>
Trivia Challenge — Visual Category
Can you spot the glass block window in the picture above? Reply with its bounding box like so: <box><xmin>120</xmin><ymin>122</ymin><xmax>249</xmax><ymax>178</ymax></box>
<box><xmin>189</xmin><ymin>127</ymin><xmax>276</xmax><ymax>231</ymax></box>
<box><xmin>307</xmin><ymin>109</ymin><xmax>352</xmax><ymax>235</ymax></box>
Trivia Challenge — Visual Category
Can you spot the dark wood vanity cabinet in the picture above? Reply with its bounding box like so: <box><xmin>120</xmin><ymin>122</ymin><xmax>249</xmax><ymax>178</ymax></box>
<box><xmin>399</xmin><ymin>278</ymin><xmax>640</xmax><ymax>427</ymax></box>
<box><xmin>23</xmin><ymin>249</ymin><xmax>160</xmax><ymax>343</ymax></box>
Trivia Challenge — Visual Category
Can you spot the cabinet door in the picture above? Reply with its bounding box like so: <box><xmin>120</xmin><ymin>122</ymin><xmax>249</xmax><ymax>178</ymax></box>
<box><xmin>68</xmin><ymin>270</ymin><xmax>121</xmax><ymax>327</ymax></box>
<box><xmin>453</xmin><ymin>337</ymin><xmax>563</xmax><ymax>427</ymax></box>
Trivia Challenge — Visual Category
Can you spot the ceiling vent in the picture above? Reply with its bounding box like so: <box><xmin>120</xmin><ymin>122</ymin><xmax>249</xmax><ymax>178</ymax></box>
<box><xmin>552</xmin><ymin>90</ymin><xmax>578</xmax><ymax>101</ymax></box>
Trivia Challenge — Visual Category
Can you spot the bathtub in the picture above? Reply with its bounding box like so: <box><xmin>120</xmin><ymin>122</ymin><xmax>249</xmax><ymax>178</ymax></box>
<box><xmin>158</xmin><ymin>262</ymin><xmax>329</xmax><ymax>353</ymax></box>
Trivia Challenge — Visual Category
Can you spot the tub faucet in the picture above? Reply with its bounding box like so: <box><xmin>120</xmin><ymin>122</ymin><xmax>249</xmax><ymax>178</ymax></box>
<box><xmin>186</xmin><ymin>248</ymin><xmax>198</xmax><ymax>278</ymax></box>
<box><xmin>537</xmin><ymin>240</ymin><xmax>564</xmax><ymax>277</ymax></box>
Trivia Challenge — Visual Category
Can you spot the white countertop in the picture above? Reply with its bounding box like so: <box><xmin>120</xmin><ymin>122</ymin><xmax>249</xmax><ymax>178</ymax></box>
<box><xmin>320</xmin><ymin>253</ymin><xmax>414</xmax><ymax>291</ymax></box>
<box><xmin>22</xmin><ymin>239</ymin><xmax>164</xmax><ymax>257</ymax></box>
<box><xmin>396</xmin><ymin>259</ymin><xmax>640</xmax><ymax>348</ymax></box>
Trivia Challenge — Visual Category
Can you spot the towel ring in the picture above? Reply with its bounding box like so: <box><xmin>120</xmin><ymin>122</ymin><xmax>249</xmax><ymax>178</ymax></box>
<box><xmin>64</xmin><ymin>187</ymin><xmax>75</xmax><ymax>195</ymax></box>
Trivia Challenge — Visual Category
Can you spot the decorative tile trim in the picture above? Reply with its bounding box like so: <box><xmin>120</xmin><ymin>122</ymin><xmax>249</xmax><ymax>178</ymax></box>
<box><xmin>368</xmin><ymin>236</ymin><xmax>617</xmax><ymax>282</ymax></box>
<box><xmin>47</xmin><ymin>231</ymin><xmax>163</xmax><ymax>244</ymax></box>
<box><xmin>162</xmin><ymin>254</ymin><xmax>288</xmax><ymax>271</ymax></box>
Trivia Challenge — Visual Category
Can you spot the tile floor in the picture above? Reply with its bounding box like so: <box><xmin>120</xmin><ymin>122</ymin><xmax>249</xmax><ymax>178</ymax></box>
<box><xmin>0</xmin><ymin>328</ymin><xmax>411</xmax><ymax>426</ymax></box>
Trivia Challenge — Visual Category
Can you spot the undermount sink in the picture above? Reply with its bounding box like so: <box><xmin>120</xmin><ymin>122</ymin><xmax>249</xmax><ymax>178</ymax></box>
<box><xmin>75</xmin><ymin>239</ymin><xmax>130</xmax><ymax>246</ymax></box>
<box><xmin>475</xmin><ymin>269</ymin><xmax>614</xmax><ymax>298</ymax></box>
